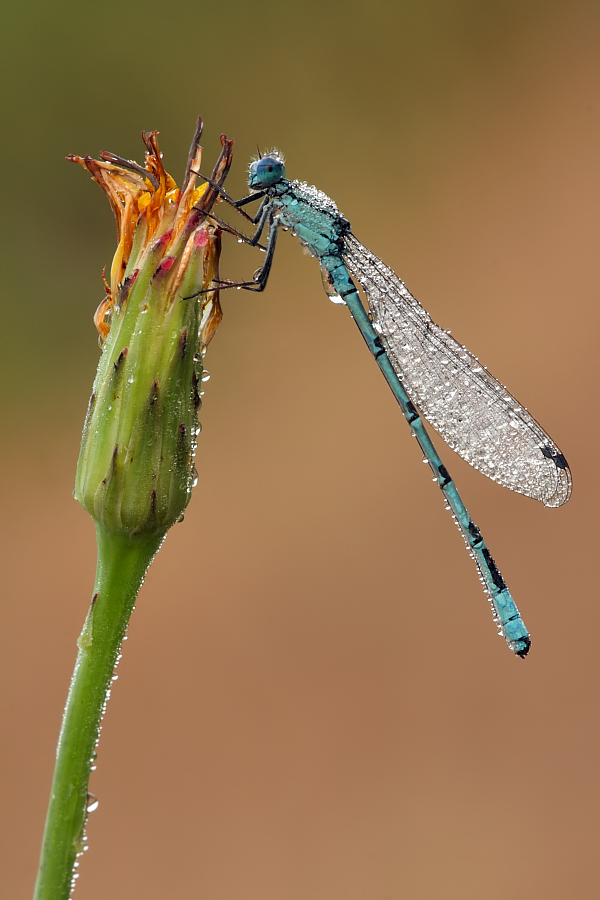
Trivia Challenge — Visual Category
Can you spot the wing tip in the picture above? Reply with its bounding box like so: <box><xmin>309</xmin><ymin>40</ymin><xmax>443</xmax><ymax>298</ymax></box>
<box><xmin>542</xmin><ymin>467</ymin><xmax>573</xmax><ymax>508</ymax></box>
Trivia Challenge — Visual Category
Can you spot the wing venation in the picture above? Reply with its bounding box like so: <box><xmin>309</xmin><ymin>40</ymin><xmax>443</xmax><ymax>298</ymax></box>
<box><xmin>343</xmin><ymin>234</ymin><xmax>572</xmax><ymax>507</ymax></box>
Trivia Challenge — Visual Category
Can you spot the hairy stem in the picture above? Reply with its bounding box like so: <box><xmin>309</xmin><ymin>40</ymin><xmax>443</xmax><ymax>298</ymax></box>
<box><xmin>33</xmin><ymin>526</ymin><xmax>164</xmax><ymax>900</ymax></box>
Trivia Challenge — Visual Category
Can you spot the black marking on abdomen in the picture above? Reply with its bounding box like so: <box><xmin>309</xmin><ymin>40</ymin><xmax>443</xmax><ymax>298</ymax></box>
<box><xmin>468</xmin><ymin>521</ymin><xmax>483</xmax><ymax>547</ymax></box>
<box><xmin>515</xmin><ymin>636</ymin><xmax>531</xmax><ymax>659</ymax></box>
<box><xmin>437</xmin><ymin>464</ymin><xmax>452</xmax><ymax>488</ymax></box>
<box><xmin>482</xmin><ymin>549</ymin><xmax>506</xmax><ymax>591</ymax></box>
<box><xmin>405</xmin><ymin>400</ymin><xmax>419</xmax><ymax>424</ymax></box>
<box><xmin>373</xmin><ymin>335</ymin><xmax>387</xmax><ymax>359</ymax></box>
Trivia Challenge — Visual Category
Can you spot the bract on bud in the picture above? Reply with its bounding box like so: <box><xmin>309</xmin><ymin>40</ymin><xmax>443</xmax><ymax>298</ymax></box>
<box><xmin>70</xmin><ymin>120</ymin><xmax>231</xmax><ymax>536</ymax></box>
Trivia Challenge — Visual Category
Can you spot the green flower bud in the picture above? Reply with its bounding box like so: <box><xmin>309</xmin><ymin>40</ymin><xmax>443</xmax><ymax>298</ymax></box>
<box><xmin>71</xmin><ymin>122</ymin><xmax>229</xmax><ymax>537</ymax></box>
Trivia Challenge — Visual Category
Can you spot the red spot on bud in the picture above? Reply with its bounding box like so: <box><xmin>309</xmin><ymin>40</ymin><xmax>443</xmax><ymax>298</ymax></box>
<box><xmin>157</xmin><ymin>256</ymin><xmax>176</xmax><ymax>273</ymax></box>
<box><xmin>194</xmin><ymin>228</ymin><xmax>209</xmax><ymax>248</ymax></box>
<box><xmin>125</xmin><ymin>269</ymin><xmax>139</xmax><ymax>286</ymax></box>
<box><xmin>154</xmin><ymin>229</ymin><xmax>174</xmax><ymax>251</ymax></box>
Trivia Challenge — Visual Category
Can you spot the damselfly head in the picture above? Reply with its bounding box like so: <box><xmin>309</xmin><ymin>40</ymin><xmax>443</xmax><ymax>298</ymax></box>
<box><xmin>248</xmin><ymin>150</ymin><xmax>286</xmax><ymax>189</ymax></box>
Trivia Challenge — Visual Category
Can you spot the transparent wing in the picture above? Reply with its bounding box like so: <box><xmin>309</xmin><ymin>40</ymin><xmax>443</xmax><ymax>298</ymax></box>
<box><xmin>343</xmin><ymin>234</ymin><xmax>571</xmax><ymax>507</ymax></box>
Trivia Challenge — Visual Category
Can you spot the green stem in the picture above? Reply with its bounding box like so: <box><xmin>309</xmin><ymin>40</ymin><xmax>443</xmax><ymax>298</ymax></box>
<box><xmin>33</xmin><ymin>525</ymin><xmax>165</xmax><ymax>900</ymax></box>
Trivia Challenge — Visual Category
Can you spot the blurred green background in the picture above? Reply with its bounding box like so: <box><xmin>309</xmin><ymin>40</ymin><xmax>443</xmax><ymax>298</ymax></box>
<box><xmin>2</xmin><ymin>1</ymin><xmax>599</xmax><ymax>898</ymax></box>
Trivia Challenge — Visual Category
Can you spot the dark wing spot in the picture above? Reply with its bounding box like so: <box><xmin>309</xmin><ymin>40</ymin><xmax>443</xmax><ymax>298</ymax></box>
<box><xmin>541</xmin><ymin>446</ymin><xmax>569</xmax><ymax>469</ymax></box>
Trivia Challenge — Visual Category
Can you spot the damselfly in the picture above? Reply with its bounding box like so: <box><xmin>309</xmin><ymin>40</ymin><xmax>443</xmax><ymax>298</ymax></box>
<box><xmin>196</xmin><ymin>152</ymin><xmax>572</xmax><ymax>657</ymax></box>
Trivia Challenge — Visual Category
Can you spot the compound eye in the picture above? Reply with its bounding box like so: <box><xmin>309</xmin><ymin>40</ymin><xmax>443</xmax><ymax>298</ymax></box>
<box><xmin>255</xmin><ymin>156</ymin><xmax>285</xmax><ymax>186</ymax></box>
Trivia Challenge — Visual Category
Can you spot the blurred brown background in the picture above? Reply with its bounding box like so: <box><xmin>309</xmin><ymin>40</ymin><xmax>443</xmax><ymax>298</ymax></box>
<box><xmin>2</xmin><ymin>1</ymin><xmax>599</xmax><ymax>897</ymax></box>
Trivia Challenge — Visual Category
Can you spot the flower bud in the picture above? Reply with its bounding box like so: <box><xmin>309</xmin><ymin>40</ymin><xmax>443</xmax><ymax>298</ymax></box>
<box><xmin>71</xmin><ymin>121</ymin><xmax>230</xmax><ymax>536</ymax></box>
